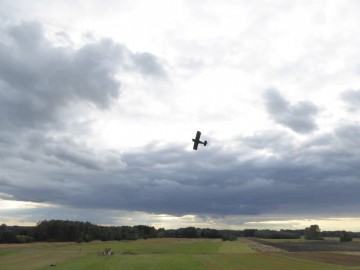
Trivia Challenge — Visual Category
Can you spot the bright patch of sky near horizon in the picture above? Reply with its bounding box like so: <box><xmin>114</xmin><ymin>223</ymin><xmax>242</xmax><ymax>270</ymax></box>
<box><xmin>1</xmin><ymin>0</ymin><xmax>360</xmax><ymax>230</ymax></box>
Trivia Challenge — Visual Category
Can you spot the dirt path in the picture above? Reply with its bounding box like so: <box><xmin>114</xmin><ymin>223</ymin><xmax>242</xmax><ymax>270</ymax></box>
<box><xmin>248</xmin><ymin>239</ymin><xmax>287</xmax><ymax>253</ymax></box>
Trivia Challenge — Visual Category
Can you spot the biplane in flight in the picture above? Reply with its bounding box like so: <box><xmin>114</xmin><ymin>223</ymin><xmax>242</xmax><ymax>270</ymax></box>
<box><xmin>192</xmin><ymin>131</ymin><xmax>207</xmax><ymax>150</ymax></box>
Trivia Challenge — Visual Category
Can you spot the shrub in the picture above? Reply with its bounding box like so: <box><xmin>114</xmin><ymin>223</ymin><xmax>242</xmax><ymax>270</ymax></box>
<box><xmin>222</xmin><ymin>233</ymin><xmax>237</xmax><ymax>241</ymax></box>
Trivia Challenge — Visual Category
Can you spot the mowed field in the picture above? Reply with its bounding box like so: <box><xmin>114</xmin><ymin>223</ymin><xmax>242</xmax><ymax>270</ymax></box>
<box><xmin>1</xmin><ymin>238</ymin><xmax>360</xmax><ymax>270</ymax></box>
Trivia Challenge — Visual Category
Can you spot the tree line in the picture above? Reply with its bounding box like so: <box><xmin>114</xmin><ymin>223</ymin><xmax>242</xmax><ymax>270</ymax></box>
<box><xmin>0</xmin><ymin>221</ymin><xmax>225</xmax><ymax>243</ymax></box>
<box><xmin>0</xmin><ymin>221</ymin><xmax>358</xmax><ymax>244</ymax></box>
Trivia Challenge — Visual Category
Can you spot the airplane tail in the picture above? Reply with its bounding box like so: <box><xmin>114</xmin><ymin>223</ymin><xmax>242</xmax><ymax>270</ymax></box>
<box><xmin>204</xmin><ymin>140</ymin><xmax>207</xmax><ymax>146</ymax></box>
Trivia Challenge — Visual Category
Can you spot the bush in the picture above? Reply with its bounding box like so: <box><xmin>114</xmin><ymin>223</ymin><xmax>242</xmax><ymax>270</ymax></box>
<box><xmin>222</xmin><ymin>233</ymin><xmax>237</xmax><ymax>241</ymax></box>
<box><xmin>16</xmin><ymin>235</ymin><xmax>35</xmax><ymax>243</ymax></box>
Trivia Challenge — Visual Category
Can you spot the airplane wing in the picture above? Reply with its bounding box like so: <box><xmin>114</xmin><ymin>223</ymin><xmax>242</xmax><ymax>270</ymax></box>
<box><xmin>193</xmin><ymin>140</ymin><xmax>199</xmax><ymax>150</ymax></box>
<box><xmin>193</xmin><ymin>131</ymin><xmax>201</xmax><ymax>150</ymax></box>
<box><xmin>195</xmin><ymin>131</ymin><xmax>201</xmax><ymax>140</ymax></box>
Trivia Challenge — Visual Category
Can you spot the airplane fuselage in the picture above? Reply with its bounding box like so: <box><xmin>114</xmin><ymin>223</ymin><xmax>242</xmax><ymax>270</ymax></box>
<box><xmin>192</xmin><ymin>139</ymin><xmax>206</xmax><ymax>145</ymax></box>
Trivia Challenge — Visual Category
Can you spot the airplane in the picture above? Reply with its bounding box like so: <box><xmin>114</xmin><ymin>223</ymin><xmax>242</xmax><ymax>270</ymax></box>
<box><xmin>192</xmin><ymin>131</ymin><xmax>207</xmax><ymax>150</ymax></box>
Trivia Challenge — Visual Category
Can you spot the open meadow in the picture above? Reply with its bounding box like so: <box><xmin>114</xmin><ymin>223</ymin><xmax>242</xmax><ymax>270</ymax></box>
<box><xmin>1</xmin><ymin>238</ymin><xmax>360</xmax><ymax>270</ymax></box>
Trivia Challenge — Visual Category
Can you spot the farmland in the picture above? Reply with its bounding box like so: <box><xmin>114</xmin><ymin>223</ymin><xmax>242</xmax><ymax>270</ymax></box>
<box><xmin>1</xmin><ymin>238</ymin><xmax>360</xmax><ymax>270</ymax></box>
<box><xmin>252</xmin><ymin>237</ymin><xmax>360</xmax><ymax>252</ymax></box>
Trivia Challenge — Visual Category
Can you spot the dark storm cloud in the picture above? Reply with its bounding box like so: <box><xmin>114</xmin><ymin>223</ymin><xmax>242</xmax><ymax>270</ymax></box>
<box><xmin>0</xmin><ymin>20</ymin><xmax>167</xmax><ymax>218</ymax></box>
<box><xmin>264</xmin><ymin>88</ymin><xmax>319</xmax><ymax>133</ymax></box>
<box><xmin>0</xmin><ymin>21</ymin><xmax>166</xmax><ymax>129</ymax></box>
<box><xmin>0</xmin><ymin>22</ymin><xmax>118</xmax><ymax>128</ymax></box>
<box><xmin>3</xmin><ymin>123</ymin><xmax>360</xmax><ymax>218</ymax></box>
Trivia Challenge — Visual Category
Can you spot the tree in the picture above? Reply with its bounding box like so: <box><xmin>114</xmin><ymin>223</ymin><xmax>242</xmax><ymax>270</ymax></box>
<box><xmin>176</xmin><ymin>227</ymin><xmax>198</xmax><ymax>238</ymax></box>
<box><xmin>0</xmin><ymin>224</ymin><xmax>18</xmax><ymax>243</ymax></box>
<box><xmin>200</xmin><ymin>228</ymin><xmax>220</xmax><ymax>238</ymax></box>
<box><xmin>243</xmin><ymin>229</ymin><xmax>257</xmax><ymax>237</ymax></box>
<box><xmin>304</xmin><ymin>224</ymin><xmax>322</xmax><ymax>240</ymax></box>
<box><xmin>157</xmin><ymin>228</ymin><xmax>166</xmax><ymax>238</ymax></box>
<box><xmin>340</xmin><ymin>231</ymin><xmax>353</xmax><ymax>242</ymax></box>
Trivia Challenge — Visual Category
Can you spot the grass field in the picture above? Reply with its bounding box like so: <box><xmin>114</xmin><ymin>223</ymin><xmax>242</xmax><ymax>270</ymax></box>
<box><xmin>1</xmin><ymin>238</ymin><xmax>360</xmax><ymax>270</ymax></box>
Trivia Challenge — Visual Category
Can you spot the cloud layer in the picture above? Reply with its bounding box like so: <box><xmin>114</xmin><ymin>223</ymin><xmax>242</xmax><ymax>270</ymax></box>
<box><xmin>2</xmin><ymin>123</ymin><xmax>360</xmax><ymax>220</ymax></box>
<box><xmin>1</xmin><ymin>1</ymin><xmax>360</xmax><ymax>230</ymax></box>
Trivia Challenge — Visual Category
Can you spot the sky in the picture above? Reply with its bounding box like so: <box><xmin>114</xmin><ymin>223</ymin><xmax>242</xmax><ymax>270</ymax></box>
<box><xmin>1</xmin><ymin>0</ymin><xmax>360</xmax><ymax>231</ymax></box>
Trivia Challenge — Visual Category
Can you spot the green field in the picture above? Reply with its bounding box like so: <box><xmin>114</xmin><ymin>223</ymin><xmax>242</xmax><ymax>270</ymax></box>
<box><xmin>1</xmin><ymin>238</ymin><xmax>360</xmax><ymax>270</ymax></box>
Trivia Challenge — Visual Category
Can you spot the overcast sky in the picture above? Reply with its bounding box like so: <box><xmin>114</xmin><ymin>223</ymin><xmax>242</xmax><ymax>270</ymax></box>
<box><xmin>1</xmin><ymin>0</ymin><xmax>360</xmax><ymax>231</ymax></box>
